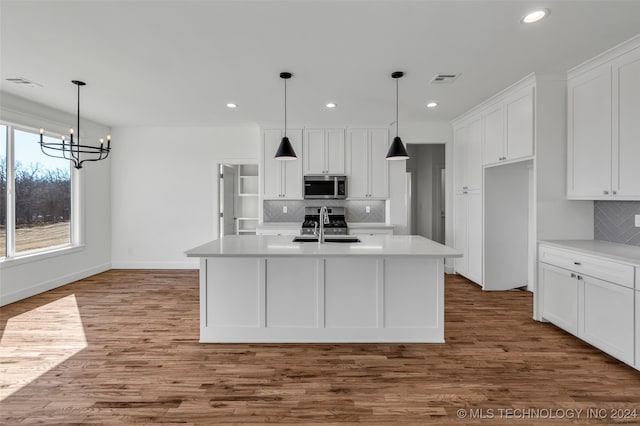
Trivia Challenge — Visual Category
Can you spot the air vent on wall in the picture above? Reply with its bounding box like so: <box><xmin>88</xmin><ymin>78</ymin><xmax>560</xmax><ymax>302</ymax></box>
<box><xmin>430</xmin><ymin>74</ymin><xmax>460</xmax><ymax>84</ymax></box>
<box><xmin>5</xmin><ymin>77</ymin><xmax>42</xmax><ymax>87</ymax></box>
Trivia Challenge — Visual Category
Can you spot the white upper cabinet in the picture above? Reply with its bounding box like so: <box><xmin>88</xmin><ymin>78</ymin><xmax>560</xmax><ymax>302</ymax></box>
<box><xmin>303</xmin><ymin>128</ymin><xmax>345</xmax><ymax>175</ymax></box>
<box><xmin>482</xmin><ymin>86</ymin><xmax>534</xmax><ymax>166</ymax></box>
<box><xmin>568</xmin><ymin>42</ymin><xmax>640</xmax><ymax>200</ymax></box>
<box><xmin>262</xmin><ymin>129</ymin><xmax>303</xmax><ymax>200</ymax></box>
<box><xmin>346</xmin><ymin>128</ymin><xmax>389</xmax><ymax>199</ymax></box>
<box><xmin>454</xmin><ymin>116</ymin><xmax>482</xmax><ymax>191</ymax></box>
<box><xmin>567</xmin><ymin>64</ymin><xmax>613</xmax><ymax>198</ymax></box>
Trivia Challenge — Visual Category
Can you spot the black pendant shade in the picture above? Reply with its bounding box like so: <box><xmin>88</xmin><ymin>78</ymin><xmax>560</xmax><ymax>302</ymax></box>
<box><xmin>386</xmin><ymin>136</ymin><xmax>410</xmax><ymax>160</ymax></box>
<box><xmin>275</xmin><ymin>72</ymin><xmax>297</xmax><ymax>160</ymax></box>
<box><xmin>275</xmin><ymin>136</ymin><xmax>296</xmax><ymax>160</ymax></box>
<box><xmin>386</xmin><ymin>71</ymin><xmax>410</xmax><ymax>160</ymax></box>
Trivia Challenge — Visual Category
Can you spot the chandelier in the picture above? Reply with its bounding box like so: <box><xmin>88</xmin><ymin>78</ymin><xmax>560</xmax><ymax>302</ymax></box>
<box><xmin>39</xmin><ymin>80</ymin><xmax>111</xmax><ymax>169</ymax></box>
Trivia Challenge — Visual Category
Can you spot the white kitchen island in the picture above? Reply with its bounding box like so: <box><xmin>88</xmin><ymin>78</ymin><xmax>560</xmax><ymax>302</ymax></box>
<box><xmin>185</xmin><ymin>235</ymin><xmax>462</xmax><ymax>343</ymax></box>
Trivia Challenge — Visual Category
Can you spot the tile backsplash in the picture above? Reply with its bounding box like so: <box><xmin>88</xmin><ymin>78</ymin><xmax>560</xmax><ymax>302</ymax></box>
<box><xmin>264</xmin><ymin>200</ymin><xmax>385</xmax><ymax>223</ymax></box>
<box><xmin>594</xmin><ymin>201</ymin><xmax>640</xmax><ymax>246</ymax></box>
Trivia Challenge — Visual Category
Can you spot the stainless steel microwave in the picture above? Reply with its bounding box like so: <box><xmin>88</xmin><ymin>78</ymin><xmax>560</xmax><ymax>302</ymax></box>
<box><xmin>304</xmin><ymin>175</ymin><xmax>347</xmax><ymax>199</ymax></box>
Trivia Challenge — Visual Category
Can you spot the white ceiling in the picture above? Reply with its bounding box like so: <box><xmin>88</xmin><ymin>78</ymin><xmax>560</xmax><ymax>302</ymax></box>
<box><xmin>1</xmin><ymin>1</ymin><xmax>640</xmax><ymax>128</ymax></box>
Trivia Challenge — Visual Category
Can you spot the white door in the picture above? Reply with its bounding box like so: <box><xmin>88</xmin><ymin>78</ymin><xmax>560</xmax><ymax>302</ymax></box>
<box><xmin>326</xmin><ymin>129</ymin><xmax>345</xmax><ymax>174</ymax></box>
<box><xmin>505</xmin><ymin>86</ymin><xmax>534</xmax><ymax>161</ymax></box>
<box><xmin>347</xmin><ymin>129</ymin><xmax>369</xmax><ymax>198</ymax></box>
<box><xmin>304</xmin><ymin>129</ymin><xmax>325</xmax><ymax>175</ymax></box>
<box><xmin>581</xmin><ymin>276</ymin><xmax>634</xmax><ymax>365</ymax></box>
<box><xmin>540</xmin><ymin>263</ymin><xmax>579</xmax><ymax>335</ymax></box>
<box><xmin>282</xmin><ymin>129</ymin><xmax>303</xmax><ymax>199</ymax></box>
<box><xmin>466</xmin><ymin>191</ymin><xmax>482</xmax><ymax>284</ymax></box>
<box><xmin>568</xmin><ymin>64</ymin><xmax>612</xmax><ymax>197</ymax></box>
<box><xmin>466</xmin><ymin>117</ymin><xmax>482</xmax><ymax>190</ymax></box>
<box><xmin>453</xmin><ymin>192</ymin><xmax>468</xmax><ymax>277</ymax></box>
<box><xmin>368</xmin><ymin>129</ymin><xmax>390</xmax><ymax>198</ymax></box>
<box><xmin>263</xmin><ymin>129</ymin><xmax>283</xmax><ymax>199</ymax></box>
<box><xmin>220</xmin><ymin>165</ymin><xmax>237</xmax><ymax>236</ymax></box>
<box><xmin>613</xmin><ymin>47</ymin><xmax>640</xmax><ymax>198</ymax></box>
<box><xmin>483</xmin><ymin>103</ymin><xmax>504</xmax><ymax>165</ymax></box>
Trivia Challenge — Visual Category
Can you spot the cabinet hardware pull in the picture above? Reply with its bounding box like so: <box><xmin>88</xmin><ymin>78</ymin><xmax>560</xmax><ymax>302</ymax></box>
<box><xmin>577</xmin><ymin>275</ymin><xmax>583</xmax><ymax>280</ymax></box>
<box><xmin>603</xmin><ymin>190</ymin><xmax>609</xmax><ymax>195</ymax></box>
<box><xmin>612</xmin><ymin>190</ymin><xmax>617</xmax><ymax>195</ymax></box>
<box><xmin>571</xmin><ymin>273</ymin><xmax>576</xmax><ymax>278</ymax></box>
<box><xmin>573</xmin><ymin>262</ymin><xmax>581</xmax><ymax>265</ymax></box>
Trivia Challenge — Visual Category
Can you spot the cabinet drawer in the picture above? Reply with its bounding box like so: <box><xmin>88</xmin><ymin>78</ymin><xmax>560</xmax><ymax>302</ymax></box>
<box><xmin>539</xmin><ymin>246</ymin><xmax>634</xmax><ymax>288</ymax></box>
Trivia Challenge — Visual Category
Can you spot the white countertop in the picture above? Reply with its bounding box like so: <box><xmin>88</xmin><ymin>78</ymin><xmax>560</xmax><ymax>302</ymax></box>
<box><xmin>539</xmin><ymin>240</ymin><xmax>640</xmax><ymax>266</ymax></box>
<box><xmin>186</xmin><ymin>235</ymin><xmax>462</xmax><ymax>258</ymax></box>
<box><xmin>256</xmin><ymin>222</ymin><xmax>300</xmax><ymax>229</ymax></box>
<box><xmin>348</xmin><ymin>223</ymin><xmax>394</xmax><ymax>229</ymax></box>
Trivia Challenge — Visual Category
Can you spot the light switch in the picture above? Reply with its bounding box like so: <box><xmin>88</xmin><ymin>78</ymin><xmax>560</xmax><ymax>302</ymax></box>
<box><xmin>283</xmin><ymin>206</ymin><xmax>288</xmax><ymax>214</ymax></box>
<box><xmin>365</xmin><ymin>205</ymin><xmax>371</xmax><ymax>213</ymax></box>
<box><xmin>635</xmin><ymin>214</ymin><xmax>640</xmax><ymax>227</ymax></box>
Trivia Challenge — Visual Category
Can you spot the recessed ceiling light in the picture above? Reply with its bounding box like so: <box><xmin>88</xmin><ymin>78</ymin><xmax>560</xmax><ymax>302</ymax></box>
<box><xmin>226</xmin><ymin>103</ymin><xmax>237</xmax><ymax>108</ymax></box>
<box><xmin>426</xmin><ymin>102</ymin><xmax>438</xmax><ymax>108</ymax></box>
<box><xmin>521</xmin><ymin>9</ymin><xmax>550</xmax><ymax>24</ymax></box>
<box><xmin>326</xmin><ymin>102</ymin><xmax>337</xmax><ymax>108</ymax></box>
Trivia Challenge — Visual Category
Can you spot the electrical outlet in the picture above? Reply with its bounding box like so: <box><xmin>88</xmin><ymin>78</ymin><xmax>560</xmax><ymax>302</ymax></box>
<box><xmin>365</xmin><ymin>205</ymin><xmax>371</xmax><ymax>213</ymax></box>
<box><xmin>635</xmin><ymin>214</ymin><xmax>640</xmax><ymax>227</ymax></box>
<box><xmin>283</xmin><ymin>206</ymin><xmax>287</xmax><ymax>214</ymax></box>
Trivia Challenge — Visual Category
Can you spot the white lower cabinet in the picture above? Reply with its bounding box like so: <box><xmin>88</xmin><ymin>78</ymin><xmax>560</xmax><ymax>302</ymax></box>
<box><xmin>581</xmin><ymin>275</ymin><xmax>634</xmax><ymax>365</ymax></box>
<box><xmin>538</xmin><ymin>243</ymin><xmax>638</xmax><ymax>369</ymax></box>
<box><xmin>539</xmin><ymin>263</ymin><xmax>578</xmax><ymax>335</ymax></box>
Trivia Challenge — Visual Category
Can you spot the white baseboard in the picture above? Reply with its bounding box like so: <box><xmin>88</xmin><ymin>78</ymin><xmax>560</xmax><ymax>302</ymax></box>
<box><xmin>0</xmin><ymin>262</ymin><xmax>111</xmax><ymax>306</ymax></box>
<box><xmin>110</xmin><ymin>260</ymin><xmax>199</xmax><ymax>269</ymax></box>
<box><xmin>444</xmin><ymin>265</ymin><xmax>455</xmax><ymax>274</ymax></box>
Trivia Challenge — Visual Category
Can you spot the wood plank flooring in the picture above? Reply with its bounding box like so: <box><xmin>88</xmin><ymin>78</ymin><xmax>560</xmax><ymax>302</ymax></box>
<box><xmin>1</xmin><ymin>270</ymin><xmax>639</xmax><ymax>424</ymax></box>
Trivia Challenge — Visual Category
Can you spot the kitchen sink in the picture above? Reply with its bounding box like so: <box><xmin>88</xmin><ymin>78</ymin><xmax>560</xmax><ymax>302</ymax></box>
<box><xmin>292</xmin><ymin>236</ymin><xmax>361</xmax><ymax>243</ymax></box>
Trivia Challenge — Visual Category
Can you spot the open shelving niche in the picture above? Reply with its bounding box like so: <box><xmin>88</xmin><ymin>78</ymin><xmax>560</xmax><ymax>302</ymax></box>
<box><xmin>236</xmin><ymin>164</ymin><xmax>259</xmax><ymax>235</ymax></box>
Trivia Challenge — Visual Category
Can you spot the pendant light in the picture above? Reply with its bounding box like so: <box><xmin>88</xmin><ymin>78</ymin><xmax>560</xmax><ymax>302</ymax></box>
<box><xmin>386</xmin><ymin>71</ymin><xmax>410</xmax><ymax>160</ymax></box>
<box><xmin>275</xmin><ymin>72</ymin><xmax>297</xmax><ymax>160</ymax></box>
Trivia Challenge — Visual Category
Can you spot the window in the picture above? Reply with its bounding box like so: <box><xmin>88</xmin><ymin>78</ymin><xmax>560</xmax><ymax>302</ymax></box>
<box><xmin>1</xmin><ymin>123</ymin><xmax>75</xmax><ymax>260</ymax></box>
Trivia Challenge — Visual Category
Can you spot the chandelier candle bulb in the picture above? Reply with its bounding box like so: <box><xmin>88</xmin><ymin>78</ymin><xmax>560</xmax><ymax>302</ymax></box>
<box><xmin>100</xmin><ymin>138</ymin><xmax>104</xmax><ymax>145</ymax></box>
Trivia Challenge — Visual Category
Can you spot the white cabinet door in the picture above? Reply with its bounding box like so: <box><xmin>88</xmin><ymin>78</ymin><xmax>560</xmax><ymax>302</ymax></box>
<box><xmin>581</xmin><ymin>275</ymin><xmax>634</xmax><ymax>365</ymax></box>
<box><xmin>282</xmin><ymin>129</ymin><xmax>303</xmax><ymax>199</ymax></box>
<box><xmin>303</xmin><ymin>129</ymin><xmax>326</xmax><ymax>175</ymax></box>
<box><xmin>453</xmin><ymin>125</ymin><xmax>467</xmax><ymax>191</ymax></box>
<box><xmin>635</xmin><ymin>292</ymin><xmax>640</xmax><ymax>370</ymax></box>
<box><xmin>263</xmin><ymin>129</ymin><xmax>302</xmax><ymax>199</ymax></box>
<box><xmin>483</xmin><ymin>103</ymin><xmax>504</xmax><ymax>166</ymax></box>
<box><xmin>263</xmin><ymin>129</ymin><xmax>285</xmax><ymax>199</ymax></box>
<box><xmin>453</xmin><ymin>192</ymin><xmax>468</xmax><ymax>277</ymax></box>
<box><xmin>347</xmin><ymin>129</ymin><xmax>369</xmax><ymax>198</ymax></box>
<box><xmin>326</xmin><ymin>129</ymin><xmax>345</xmax><ymax>174</ymax></box>
<box><xmin>466</xmin><ymin>117</ymin><xmax>482</xmax><ymax>190</ymax></box>
<box><xmin>568</xmin><ymin>64</ymin><xmax>612</xmax><ymax>198</ymax></box>
<box><xmin>540</xmin><ymin>263</ymin><xmax>579</xmax><ymax>335</ymax></box>
<box><xmin>505</xmin><ymin>86</ymin><xmax>534</xmax><ymax>161</ymax></box>
<box><xmin>368</xmin><ymin>129</ymin><xmax>389</xmax><ymax>199</ymax></box>
<box><xmin>613</xmin><ymin>47</ymin><xmax>640</xmax><ymax>198</ymax></box>
<box><xmin>466</xmin><ymin>191</ymin><xmax>483</xmax><ymax>284</ymax></box>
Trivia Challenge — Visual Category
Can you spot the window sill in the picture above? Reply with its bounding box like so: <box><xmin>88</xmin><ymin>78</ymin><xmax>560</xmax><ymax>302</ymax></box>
<box><xmin>0</xmin><ymin>244</ymin><xmax>85</xmax><ymax>269</ymax></box>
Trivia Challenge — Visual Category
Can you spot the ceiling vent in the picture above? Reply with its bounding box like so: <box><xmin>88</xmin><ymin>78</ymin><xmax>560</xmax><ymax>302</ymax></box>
<box><xmin>5</xmin><ymin>77</ymin><xmax>42</xmax><ymax>87</ymax></box>
<box><xmin>430</xmin><ymin>74</ymin><xmax>460</xmax><ymax>84</ymax></box>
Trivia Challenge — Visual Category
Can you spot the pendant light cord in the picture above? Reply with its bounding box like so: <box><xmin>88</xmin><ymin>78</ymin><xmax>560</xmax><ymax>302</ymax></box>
<box><xmin>396</xmin><ymin>77</ymin><xmax>399</xmax><ymax>137</ymax></box>
<box><xmin>284</xmin><ymin>78</ymin><xmax>287</xmax><ymax>137</ymax></box>
<box><xmin>77</xmin><ymin>83</ymin><xmax>81</xmax><ymax>144</ymax></box>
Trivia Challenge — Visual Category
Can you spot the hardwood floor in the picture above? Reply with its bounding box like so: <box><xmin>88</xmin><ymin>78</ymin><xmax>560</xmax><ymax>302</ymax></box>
<box><xmin>1</xmin><ymin>270</ymin><xmax>639</xmax><ymax>424</ymax></box>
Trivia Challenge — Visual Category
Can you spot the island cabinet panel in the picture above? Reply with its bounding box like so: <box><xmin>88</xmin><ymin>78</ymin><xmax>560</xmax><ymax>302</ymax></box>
<box><xmin>325</xmin><ymin>258</ymin><xmax>378</xmax><ymax>328</ymax></box>
<box><xmin>205</xmin><ymin>258</ymin><xmax>261</xmax><ymax>327</ymax></box>
<box><xmin>266</xmin><ymin>258</ymin><xmax>319</xmax><ymax>328</ymax></box>
<box><xmin>384</xmin><ymin>258</ymin><xmax>440</xmax><ymax>328</ymax></box>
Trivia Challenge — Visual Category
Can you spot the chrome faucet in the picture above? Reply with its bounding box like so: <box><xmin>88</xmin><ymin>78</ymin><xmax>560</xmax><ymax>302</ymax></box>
<box><xmin>317</xmin><ymin>206</ymin><xmax>329</xmax><ymax>244</ymax></box>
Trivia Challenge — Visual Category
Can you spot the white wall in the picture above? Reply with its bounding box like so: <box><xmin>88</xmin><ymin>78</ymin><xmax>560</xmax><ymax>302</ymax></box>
<box><xmin>0</xmin><ymin>92</ymin><xmax>112</xmax><ymax>306</ymax></box>
<box><xmin>110</xmin><ymin>125</ymin><xmax>259</xmax><ymax>268</ymax></box>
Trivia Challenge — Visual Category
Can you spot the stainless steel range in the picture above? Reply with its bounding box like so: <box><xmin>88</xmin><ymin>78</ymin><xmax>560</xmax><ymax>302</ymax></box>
<box><xmin>301</xmin><ymin>206</ymin><xmax>348</xmax><ymax>235</ymax></box>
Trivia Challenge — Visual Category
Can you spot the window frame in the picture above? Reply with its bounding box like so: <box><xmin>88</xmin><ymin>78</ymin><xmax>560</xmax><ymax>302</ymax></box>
<box><xmin>0</xmin><ymin>120</ymin><xmax>83</xmax><ymax>264</ymax></box>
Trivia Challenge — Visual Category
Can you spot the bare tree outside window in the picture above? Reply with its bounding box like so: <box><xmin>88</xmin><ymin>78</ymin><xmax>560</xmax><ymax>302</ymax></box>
<box><xmin>14</xmin><ymin>129</ymin><xmax>71</xmax><ymax>253</ymax></box>
<box><xmin>0</xmin><ymin>125</ymin><xmax>6</xmax><ymax>257</ymax></box>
